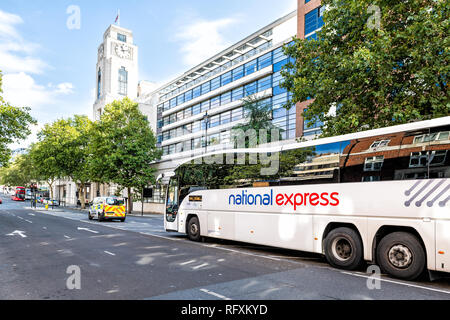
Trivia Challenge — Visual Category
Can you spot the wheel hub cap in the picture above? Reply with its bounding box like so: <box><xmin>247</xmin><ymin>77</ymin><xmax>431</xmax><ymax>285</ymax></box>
<box><xmin>388</xmin><ymin>245</ymin><xmax>413</xmax><ymax>268</ymax></box>
<box><xmin>332</xmin><ymin>238</ymin><xmax>353</xmax><ymax>261</ymax></box>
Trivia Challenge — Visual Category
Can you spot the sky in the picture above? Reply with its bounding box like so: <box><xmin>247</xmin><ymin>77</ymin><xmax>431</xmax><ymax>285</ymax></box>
<box><xmin>0</xmin><ymin>0</ymin><xmax>297</xmax><ymax>150</ymax></box>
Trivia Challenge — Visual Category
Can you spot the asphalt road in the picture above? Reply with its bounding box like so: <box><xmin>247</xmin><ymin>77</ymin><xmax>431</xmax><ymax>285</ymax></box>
<box><xmin>1</xmin><ymin>196</ymin><xmax>450</xmax><ymax>300</ymax></box>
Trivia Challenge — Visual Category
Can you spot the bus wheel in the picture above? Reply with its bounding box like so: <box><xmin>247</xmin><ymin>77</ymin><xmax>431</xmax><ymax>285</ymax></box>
<box><xmin>187</xmin><ymin>216</ymin><xmax>201</xmax><ymax>242</ymax></box>
<box><xmin>376</xmin><ymin>232</ymin><xmax>426</xmax><ymax>281</ymax></box>
<box><xmin>324</xmin><ymin>227</ymin><xmax>364</xmax><ymax>271</ymax></box>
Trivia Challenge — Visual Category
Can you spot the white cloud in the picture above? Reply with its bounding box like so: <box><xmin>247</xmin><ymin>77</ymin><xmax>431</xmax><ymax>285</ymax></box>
<box><xmin>174</xmin><ymin>17</ymin><xmax>239</xmax><ymax>67</ymax></box>
<box><xmin>0</xmin><ymin>9</ymin><xmax>47</xmax><ymax>74</ymax></box>
<box><xmin>2</xmin><ymin>72</ymin><xmax>74</xmax><ymax>110</ymax></box>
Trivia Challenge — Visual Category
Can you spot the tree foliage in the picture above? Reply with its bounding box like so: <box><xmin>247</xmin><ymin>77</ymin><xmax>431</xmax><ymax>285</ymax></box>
<box><xmin>36</xmin><ymin>115</ymin><xmax>94</xmax><ymax>206</ymax></box>
<box><xmin>90</xmin><ymin>98</ymin><xmax>161</xmax><ymax>212</ymax></box>
<box><xmin>282</xmin><ymin>0</ymin><xmax>449</xmax><ymax>137</ymax></box>
<box><xmin>0</xmin><ymin>71</ymin><xmax>36</xmax><ymax>166</ymax></box>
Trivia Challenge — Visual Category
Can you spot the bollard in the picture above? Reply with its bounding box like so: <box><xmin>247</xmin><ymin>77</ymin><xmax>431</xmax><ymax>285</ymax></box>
<box><xmin>45</xmin><ymin>204</ymin><xmax>49</xmax><ymax>210</ymax></box>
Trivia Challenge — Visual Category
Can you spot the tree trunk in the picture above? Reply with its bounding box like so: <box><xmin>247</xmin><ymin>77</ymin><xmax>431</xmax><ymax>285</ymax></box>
<box><xmin>127</xmin><ymin>187</ymin><xmax>133</xmax><ymax>214</ymax></box>
<box><xmin>79</xmin><ymin>183</ymin><xmax>86</xmax><ymax>209</ymax></box>
<box><xmin>48</xmin><ymin>179</ymin><xmax>54</xmax><ymax>199</ymax></box>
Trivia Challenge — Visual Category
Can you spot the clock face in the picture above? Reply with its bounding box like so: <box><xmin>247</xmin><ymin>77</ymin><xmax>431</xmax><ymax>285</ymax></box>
<box><xmin>115</xmin><ymin>43</ymin><xmax>131</xmax><ymax>59</ymax></box>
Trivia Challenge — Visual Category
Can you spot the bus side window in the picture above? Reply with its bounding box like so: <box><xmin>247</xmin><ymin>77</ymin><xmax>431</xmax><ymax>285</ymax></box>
<box><xmin>280</xmin><ymin>142</ymin><xmax>341</xmax><ymax>186</ymax></box>
<box><xmin>340</xmin><ymin>133</ymin><xmax>402</xmax><ymax>183</ymax></box>
<box><xmin>426</xmin><ymin>125</ymin><xmax>450</xmax><ymax>179</ymax></box>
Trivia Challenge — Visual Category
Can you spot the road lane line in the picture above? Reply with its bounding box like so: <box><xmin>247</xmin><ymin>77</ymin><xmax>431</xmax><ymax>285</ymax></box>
<box><xmin>104</xmin><ymin>251</ymin><xmax>116</xmax><ymax>256</ymax></box>
<box><xmin>180</xmin><ymin>260</ymin><xmax>196</xmax><ymax>266</ymax></box>
<box><xmin>199</xmin><ymin>288</ymin><xmax>231</xmax><ymax>300</ymax></box>
<box><xmin>192</xmin><ymin>263</ymin><xmax>209</xmax><ymax>270</ymax></box>
<box><xmin>340</xmin><ymin>271</ymin><xmax>450</xmax><ymax>295</ymax></box>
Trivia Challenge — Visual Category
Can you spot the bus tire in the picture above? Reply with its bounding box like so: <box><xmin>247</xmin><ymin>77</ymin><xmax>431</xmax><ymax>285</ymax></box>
<box><xmin>324</xmin><ymin>227</ymin><xmax>364</xmax><ymax>271</ymax></box>
<box><xmin>376</xmin><ymin>232</ymin><xmax>426</xmax><ymax>281</ymax></box>
<box><xmin>187</xmin><ymin>216</ymin><xmax>201</xmax><ymax>242</ymax></box>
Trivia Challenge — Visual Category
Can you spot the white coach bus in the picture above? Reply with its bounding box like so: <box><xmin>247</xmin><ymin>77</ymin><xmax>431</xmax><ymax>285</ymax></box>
<box><xmin>163</xmin><ymin>116</ymin><xmax>450</xmax><ymax>280</ymax></box>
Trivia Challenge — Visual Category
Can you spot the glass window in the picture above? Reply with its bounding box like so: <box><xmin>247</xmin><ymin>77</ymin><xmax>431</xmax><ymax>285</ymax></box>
<box><xmin>193</xmin><ymin>86</ymin><xmax>201</xmax><ymax>99</ymax></box>
<box><xmin>232</xmin><ymin>65</ymin><xmax>244</xmax><ymax>81</ymax></box>
<box><xmin>177</xmin><ymin>94</ymin><xmax>185</xmax><ymax>105</ymax></box>
<box><xmin>201</xmin><ymin>81</ymin><xmax>211</xmax><ymax>95</ymax></box>
<box><xmin>177</xmin><ymin>111</ymin><xmax>184</xmax><ymax>122</ymax></box>
<box><xmin>201</xmin><ymin>100</ymin><xmax>210</xmax><ymax>113</ymax></box>
<box><xmin>118</xmin><ymin>67</ymin><xmax>128</xmax><ymax>95</ymax></box>
<box><xmin>170</xmin><ymin>97</ymin><xmax>177</xmax><ymax>108</ymax></box>
<box><xmin>221</xmin><ymin>111</ymin><xmax>231</xmax><ymax>125</ymax></box>
<box><xmin>258</xmin><ymin>75</ymin><xmax>272</xmax><ymax>92</ymax></box>
<box><xmin>210</xmin><ymin>115</ymin><xmax>220</xmax><ymax>128</ymax></box>
<box><xmin>245</xmin><ymin>59</ymin><xmax>257</xmax><ymax>76</ymax></box>
<box><xmin>244</xmin><ymin>81</ymin><xmax>257</xmax><ymax>96</ymax></box>
<box><xmin>258</xmin><ymin>52</ymin><xmax>272</xmax><ymax>70</ymax></box>
<box><xmin>185</xmin><ymin>90</ymin><xmax>193</xmax><ymax>102</ymax></box>
<box><xmin>117</xmin><ymin>33</ymin><xmax>127</xmax><ymax>42</ymax></box>
<box><xmin>279</xmin><ymin>143</ymin><xmax>341</xmax><ymax>186</ymax></box>
<box><xmin>211</xmin><ymin>96</ymin><xmax>220</xmax><ymax>109</ymax></box>
<box><xmin>211</xmin><ymin>77</ymin><xmax>221</xmax><ymax>91</ymax></box>
<box><xmin>192</xmin><ymin>121</ymin><xmax>201</xmax><ymax>133</ymax></box>
<box><xmin>232</xmin><ymin>87</ymin><xmax>244</xmax><ymax>101</ymax></box>
<box><xmin>192</xmin><ymin>104</ymin><xmax>201</xmax><ymax>115</ymax></box>
<box><xmin>364</xmin><ymin>156</ymin><xmax>384</xmax><ymax>171</ymax></box>
<box><xmin>221</xmin><ymin>71</ymin><xmax>232</xmax><ymax>86</ymax></box>
<box><xmin>221</xmin><ymin>91</ymin><xmax>232</xmax><ymax>105</ymax></box>
<box><xmin>273</xmin><ymin>85</ymin><xmax>287</xmax><ymax>96</ymax></box>
<box><xmin>273</xmin><ymin>47</ymin><xmax>286</xmax><ymax>64</ymax></box>
<box><xmin>231</xmin><ymin>107</ymin><xmax>243</xmax><ymax>122</ymax></box>
<box><xmin>184</xmin><ymin>107</ymin><xmax>192</xmax><ymax>118</ymax></box>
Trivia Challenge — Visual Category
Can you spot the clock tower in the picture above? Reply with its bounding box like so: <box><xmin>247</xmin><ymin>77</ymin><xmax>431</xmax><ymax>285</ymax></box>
<box><xmin>93</xmin><ymin>24</ymin><xmax>139</xmax><ymax>120</ymax></box>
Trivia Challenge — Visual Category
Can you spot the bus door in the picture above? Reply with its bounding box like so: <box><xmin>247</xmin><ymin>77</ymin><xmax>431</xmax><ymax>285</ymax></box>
<box><xmin>165</xmin><ymin>178</ymin><xmax>179</xmax><ymax>232</ymax></box>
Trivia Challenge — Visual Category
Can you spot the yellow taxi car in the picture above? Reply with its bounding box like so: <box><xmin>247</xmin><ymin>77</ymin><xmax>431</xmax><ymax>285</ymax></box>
<box><xmin>89</xmin><ymin>196</ymin><xmax>126</xmax><ymax>222</ymax></box>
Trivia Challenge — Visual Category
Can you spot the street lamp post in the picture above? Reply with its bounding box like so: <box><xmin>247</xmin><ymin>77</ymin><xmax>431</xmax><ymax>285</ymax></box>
<box><xmin>203</xmin><ymin>111</ymin><xmax>210</xmax><ymax>154</ymax></box>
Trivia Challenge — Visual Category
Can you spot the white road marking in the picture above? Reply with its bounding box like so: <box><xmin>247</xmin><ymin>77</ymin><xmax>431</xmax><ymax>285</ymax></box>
<box><xmin>180</xmin><ymin>260</ymin><xmax>196</xmax><ymax>266</ymax></box>
<box><xmin>24</xmin><ymin>219</ymin><xmax>32</xmax><ymax>224</ymax></box>
<box><xmin>77</xmin><ymin>227</ymin><xmax>99</xmax><ymax>234</ymax></box>
<box><xmin>28</xmin><ymin>213</ymin><xmax>35</xmax><ymax>216</ymax></box>
<box><xmin>192</xmin><ymin>263</ymin><xmax>209</xmax><ymax>270</ymax></box>
<box><xmin>340</xmin><ymin>271</ymin><xmax>450</xmax><ymax>295</ymax></box>
<box><xmin>64</xmin><ymin>235</ymin><xmax>71</xmax><ymax>239</ymax></box>
<box><xmin>6</xmin><ymin>230</ymin><xmax>27</xmax><ymax>238</ymax></box>
<box><xmin>104</xmin><ymin>251</ymin><xmax>116</xmax><ymax>256</ymax></box>
<box><xmin>199</xmin><ymin>288</ymin><xmax>231</xmax><ymax>300</ymax></box>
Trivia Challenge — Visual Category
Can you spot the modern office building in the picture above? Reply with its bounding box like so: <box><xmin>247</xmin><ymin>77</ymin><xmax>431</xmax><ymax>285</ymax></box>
<box><xmin>137</xmin><ymin>11</ymin><xmax>298</xmax><ymax>213</ymax></box>
<box><xmin>139</xmin><ymin>3</ymin><xmax>327</xmax><ymax>213</ymax></box>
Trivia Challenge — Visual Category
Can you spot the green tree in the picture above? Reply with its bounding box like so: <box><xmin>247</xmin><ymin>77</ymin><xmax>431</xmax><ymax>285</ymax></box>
<box><xmin>232</xmin><ymin>96</ymin><xmax>282</xmax><ymax>147</ymax></box>
<box><xmin>282</xmin><ymin>0</ymin><xmax>449</xmax><ymax>137</ymax></box>
<box><xmin>36</xmin><ymin>115</ymin><xmax>94</xmax><ymax>207</ymax></box>
<box><xmin>91</xmin><ymin>98</ymin><xmax>161</xmax><ymax>213</ymax></box>
<box><xmin>0</xmin><ymin>152</ymin><xmax>39</xmax><ymax>187</ymax></box>
<box><xmin>0</xmin><ymin>71</ymin><xmax>36</xmax><ymax>166</ymax></box>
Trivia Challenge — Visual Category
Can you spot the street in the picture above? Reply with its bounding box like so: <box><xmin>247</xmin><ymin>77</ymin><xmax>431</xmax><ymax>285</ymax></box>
<box><xmin>1</xmin><ymin>197</ymin><xmax>450</xmax><ymax>300</ymax></box>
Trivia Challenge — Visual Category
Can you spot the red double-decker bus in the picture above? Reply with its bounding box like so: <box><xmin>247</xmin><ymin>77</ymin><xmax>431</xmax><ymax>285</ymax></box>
<box><xmin>11</xmin><ymin>187</ymin><xmax>26</xmax><ymax>201</ymax></box>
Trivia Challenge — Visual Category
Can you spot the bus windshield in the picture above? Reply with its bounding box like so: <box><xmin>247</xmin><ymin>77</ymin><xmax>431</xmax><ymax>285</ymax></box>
<box><xmin>166</xmin><ymin>178</ymin><xmax>179</xmax><ymax>222</ymax></box>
